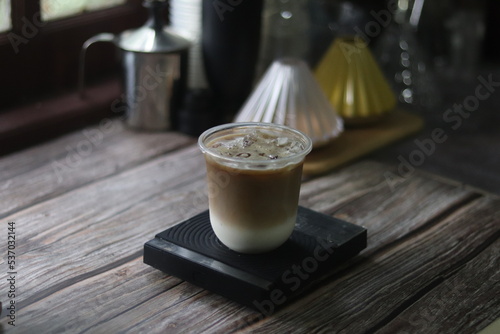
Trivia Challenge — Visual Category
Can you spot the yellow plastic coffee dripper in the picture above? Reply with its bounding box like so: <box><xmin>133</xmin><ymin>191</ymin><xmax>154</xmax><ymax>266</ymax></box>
<box><xmin>314</xmin><ymin>36</ymin><xmax>397</xmax><ymax>125</ymax></box>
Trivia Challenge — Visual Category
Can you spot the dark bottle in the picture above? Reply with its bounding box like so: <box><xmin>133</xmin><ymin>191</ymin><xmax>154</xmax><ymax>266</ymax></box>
<box><xmin>202</xmin><ymin>0</ymin><xmax>264</xmax><ymax>123</ymax></box>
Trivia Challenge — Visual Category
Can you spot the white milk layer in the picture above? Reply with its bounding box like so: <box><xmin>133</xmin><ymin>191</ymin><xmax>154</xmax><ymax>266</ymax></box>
<box><xmin>209</xmin><ymin>211</ymin><xmax>296</xmax><ymax>254</ymax></box>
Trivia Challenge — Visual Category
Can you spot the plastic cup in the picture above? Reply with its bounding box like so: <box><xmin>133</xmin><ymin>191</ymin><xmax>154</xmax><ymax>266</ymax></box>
<box><xmin>198</xmin><ymin>122</ymin><xmax>312</xmax><ymax>253</ymax></box>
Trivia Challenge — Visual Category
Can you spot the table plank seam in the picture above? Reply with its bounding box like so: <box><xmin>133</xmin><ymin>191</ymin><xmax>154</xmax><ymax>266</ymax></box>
<box><xmin>11</xmin><ymin>160</ymin><xmax>207</xmax><ymax>311</ymax></box>
<box><xmin>309</xmin><ymin>181</ymin><xmax>389</xmax><ymax>218</ymax></box>
<box><xmin>314</xmin><ymin>196</ymin><xmax>495</xmax><ymax>301</ymax></box>
<box><xmin>247</xmin><ymin>193</ymin><xmax>486</xmax><ymax>332</ymax></box>
<box><xmin>79</xmin><ymin>281</ymin><xmax>188</xmax><ymax>334</ymax></box>
<box><xmin>365</xmin><ymin>276</ymin><xmax>446</xmax><ymax>334</ymax></box>
<box><xmin>214</xmin><ymin>188</ymin><xmax>487</xmax><ymax>332</ymax></box>
<box><xmin>216</xmin><ymin>195</ymin><xmax>486</xmax><ymax>333</ymax></box>
<box><xmin>365</xmin><ymin>229</ymin><xmax>500</xmax><ymax>334</ymax></box>
<box><xmin>87</xmin><ymin>282</ymin><xmax>209</xmax><ymax>333</ymax></box>
<box><xmin>133</xmin><ymin>289</ymin><xmax>210</xmax><ymax>333</ymax></box>
<box><xmin>0</xmin><ymin>140</ymin><xmax>195</xmax><ymax>221</ymax></box>
<box><xmin>439</xmin><ymin>229</ymin><xmax>500</xmax><ymax>280</ymax></box>
<box><xmin>364</xmin><ymin>192</ymin><xmax>483</xmax><ymax>258</ymax></box>
<box><xmin>18</xmin><ymin>250</ymin><xmax>143</xmax><ymax>312</ymax></box>
<box><xmin>417</xmin><ymin>168</ymin><xmax>500</xmax><ymax>199</ymax></box>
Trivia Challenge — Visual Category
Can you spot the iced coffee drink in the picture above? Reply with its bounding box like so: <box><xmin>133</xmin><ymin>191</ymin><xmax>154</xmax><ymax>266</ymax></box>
<box><xmin>198</xmin><ymin>123</ymin><xmax>312</xmax><ymax>253</ymax></box>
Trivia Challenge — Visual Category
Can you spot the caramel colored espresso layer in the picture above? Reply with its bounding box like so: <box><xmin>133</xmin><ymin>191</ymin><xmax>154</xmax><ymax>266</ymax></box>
<box><xmin>205</xmin><ymin>156</ymin><xmax>303</xmax><ymax>230</ymax></box>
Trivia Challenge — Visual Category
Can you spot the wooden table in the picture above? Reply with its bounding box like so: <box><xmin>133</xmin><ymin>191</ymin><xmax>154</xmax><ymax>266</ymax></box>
<box><xmin>1</xmin><ymin>119</ymin><xmax>498</xmax><ymax>333</ymax></box>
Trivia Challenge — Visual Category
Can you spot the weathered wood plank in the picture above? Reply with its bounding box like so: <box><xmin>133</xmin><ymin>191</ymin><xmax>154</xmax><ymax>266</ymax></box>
<box><xmin>0</xmin><ymin>119</ymin><xmax>194</xmax><ymax>217</ymax></box>
<box><xmin>0</xmin><ymin>161</ymin><xmax>380</xmax><ymax>330</ymax></box>
<box><xmin>301</xmin><ymin>160</ymin><xmax>481</xmax><ymax>256</ymax></box>
<box><xmin>235</xmin><ymin>196</ymin><xmax>499</xmax><ymax>334</ymax></box>
<box><xmin>0</xmin><ymin>145</ymin><xmax>207</xmax><ymax>311</ymax></box>
<box><xmin>5</xmin><ymin>258</ymin><xmax>186</xmax><ymax>333</ymax></box>
<box><xmin>299</xmin><ymin>160</ymin><xmax>392</xmax><ymax>213</ymax></box>
<box><xmin>84</xmin><ymin>281</ymin><xmax>255</xmax><ymax>334</ymax></box>
<box><xmin>377</xmin><ymin>238</ymin><xmax>500</xmax><ymax>334</ymax></box>
<box><xmin>4</xmin><ymin>256</ymin><xmax>255</xmax><ymax>334</ymax></box>
<box><xmin>1</xmin><ymin>159</ymin><xmax>490</xmax><ymax>333</ymax></box>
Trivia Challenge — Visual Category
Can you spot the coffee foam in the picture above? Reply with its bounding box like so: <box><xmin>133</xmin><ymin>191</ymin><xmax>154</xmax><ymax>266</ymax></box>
<box><xmin>206</xmin><ymin>130</ymin><xmax>305</xmax><ymax>161</ymax></box>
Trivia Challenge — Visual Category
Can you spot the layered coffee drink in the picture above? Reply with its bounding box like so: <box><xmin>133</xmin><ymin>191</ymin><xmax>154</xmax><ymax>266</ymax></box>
<box><xmin>198</xmin><ymin>123</ymin><xmax>312</xmax><ymax>253</ymax></box>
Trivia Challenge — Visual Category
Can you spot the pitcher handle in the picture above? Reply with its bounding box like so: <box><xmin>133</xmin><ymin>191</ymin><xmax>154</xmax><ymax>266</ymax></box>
<box><xmin>78</xmin><ymin>33</ymin><xmax>116</xmax><ymax>99</ymax></box>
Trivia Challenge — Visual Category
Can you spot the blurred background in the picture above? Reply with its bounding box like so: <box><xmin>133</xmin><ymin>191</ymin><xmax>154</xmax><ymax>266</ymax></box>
<box><xmin>0</xmin><ymin>0</ymin><xmax>498</xmax><ymax>191</ymax></box>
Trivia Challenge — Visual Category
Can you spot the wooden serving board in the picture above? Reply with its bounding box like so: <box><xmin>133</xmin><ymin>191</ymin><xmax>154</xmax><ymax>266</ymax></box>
<box><xmin>304</xmin><ymin>109</ymin><xmax>424</xmax><ymax>175</ymax></box>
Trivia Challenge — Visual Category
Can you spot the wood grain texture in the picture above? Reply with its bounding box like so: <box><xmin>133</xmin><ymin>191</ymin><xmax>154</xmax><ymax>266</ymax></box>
<box><xmin>377</xmin><ymin>238</ymin><xmax>500</xmax><ymax>334</ymax></box>
<box><xmin>1</xmin><ymin>145</ymin><xmax>206</xmax><ymax>311</ymax></box>
<box><xmin>237</xmin><ymin>196</ymin><xmax>499</xmax><ymax>334</ymax></box>
<box><xmin>0</xmin><ymin>127</ymin><xmax>498</xmax><ymax>333</ymax></box>
<box><xmin>0</xmin><ymin>119</ymin><xmax>194</xmax><ymax>217</ymax></box>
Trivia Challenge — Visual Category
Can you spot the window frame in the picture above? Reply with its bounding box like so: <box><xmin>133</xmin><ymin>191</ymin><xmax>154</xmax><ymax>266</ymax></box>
<box><xmin>0</xmin><ymin>0</ymin><xmax>149</xmax><ymax>154</ymax></box>
<box><xmin>0</xmin><ymin>0</ymin><xmax>147</xmax><ymax>110</ymax></box>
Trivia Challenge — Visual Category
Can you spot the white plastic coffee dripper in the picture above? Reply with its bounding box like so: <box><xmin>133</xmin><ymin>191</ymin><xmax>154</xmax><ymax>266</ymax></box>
<box><xmin>235</xmin><ymin>58</ymin><xmax>343</xmax><ymax>148</ymax></box>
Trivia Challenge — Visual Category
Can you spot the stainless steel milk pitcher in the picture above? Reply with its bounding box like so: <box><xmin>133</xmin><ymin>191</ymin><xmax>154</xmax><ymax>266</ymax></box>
<box><xmin>79</xmin><ymin>0</ymin><xmax>190</xmax><ymax>131</ymax></box>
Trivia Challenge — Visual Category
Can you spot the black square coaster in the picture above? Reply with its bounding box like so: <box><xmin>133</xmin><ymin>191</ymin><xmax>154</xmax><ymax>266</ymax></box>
<box><xmin>144</xmin><ymin>206</ymin><xmax>367</xmax><ymax>313</ymax></box>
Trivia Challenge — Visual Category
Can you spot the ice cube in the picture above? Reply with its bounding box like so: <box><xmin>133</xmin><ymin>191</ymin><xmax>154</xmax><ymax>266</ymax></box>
<box><xmin>288</xmin><ymin>140</ymin><xmax>303</xmax><ymax>154</ymax></box>
<box><xmin>233</xmin><ymin>137</ymin><xmax>245</xmax><ymax>148</ymax></box>
<box><xmin>243</xmin><ymin>134</ymin><xmax>255</xmax><ymax>147</ymax></box>
<box><xmin>276</xmin><ymin>137</ymin><xmax>289</xmax><ymax>147</ymax></box>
